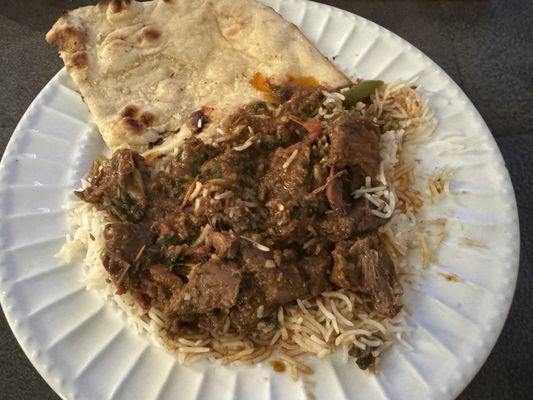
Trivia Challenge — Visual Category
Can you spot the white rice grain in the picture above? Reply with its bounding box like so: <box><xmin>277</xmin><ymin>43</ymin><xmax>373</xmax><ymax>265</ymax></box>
<box><xmin>282</xmin><ymin>149</ymin><xmax>299</xmax><ymax>169</ymax></box>
<box><xmin>233</xmin><ymin>138</ymin><xmax>254</xmax><ymax>151</ymax></box>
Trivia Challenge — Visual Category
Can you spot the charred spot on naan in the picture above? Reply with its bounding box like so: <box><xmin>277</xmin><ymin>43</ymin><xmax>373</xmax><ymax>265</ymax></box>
<box><xmin>120</xmin><ymin>105</ymin><xmax>140</xmax><ymax>119</ymax></box>
<box><xmin>45</xmin><ymin>23</ymin><xmax>87</xmax><ymax>54</ymax></box>
<box><xmin>109</xmin><ymin>0</ymin><xmax>132</xmax><ymax>13</ymax></box>
<box><xmin>118</xmin><ymin>105</ymin><xmax>156</xmax><ymax>135</ymax></box>
<box><xmin>140</xmin><ymin>112</ymin><xmax>156</xmax><ymax>127</ymax></box>
<box><xmin>189</xmin><ymin>107</ymin><xmax>212</xmax><ymax>133</ymax></box>
<box><xmin>120</xmin><ymin>117</ymin><xmax>144</xmax><ymax>135</ymax></box>
<box><xmin>66</xmin><ymin>51</ymin><xmax>89</xmax><ymax>70</ymax></box>
<box><xmin>96</xmin><ymin>1</ymin><xmax>109</xmax><ymax>11</ymax></box>
<box><xmin>137</xmin><ymin>26</ymin><xmax>162</xmax><ymax>44</ymax></box>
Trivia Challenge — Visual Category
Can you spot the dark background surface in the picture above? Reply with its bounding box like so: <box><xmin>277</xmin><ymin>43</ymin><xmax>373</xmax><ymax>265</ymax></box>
<box><xmin>0</xmin><ymin>0</ymin><xmax>531</xmax><ymax>399</ymax></box>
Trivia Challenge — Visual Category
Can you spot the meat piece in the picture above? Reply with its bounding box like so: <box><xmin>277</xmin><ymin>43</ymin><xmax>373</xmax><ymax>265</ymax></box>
<box><xmin>318</xmin><ymin>211</ymin><xmax>355</xmax><ymax>242</ymax></box>
<box><xmin>160</xmin><ymin>243</ymin><xmax>188</xmax><ymax>266</ymax></box>
<box><xmin>225</xmin><ymin>102</ymin><xmax>276</xmax><ymax>136</ymax></box>
<box><xmin>299</xmin><ymin>255</ymin><xmax>332</xmax><ymax>297</ymax></box>
<box><xmin>351</xmin><ymin>198</ymin><xmax>387</xmax><ymax>232</ymax></box>
<box><xmin>199</xmin><ymin>149</ymin><xmax>249</xmax><ymax>184</ymax></box>
<box><xmin>151</xmin><ymin>211</ymin><xmax>195</xmax><ymax>243</ymax></box>
<box><xmin>249</xmin><ymin>116</ymin><xmax>276</xmax><ymax>136</ymax></box>
<box><xmin>265</xmin><ymin>209</ymin><xmax>311</xmax><ymax>246</ymax></box>
<box><xmin>103</xmin><ymin>222</ymin><xmax>155</xmax><ymax>269</ymax></box>
<box><xmin>318</xmin><ymin>199</ymin><xmax>387</xmax><ymax>241</ymax></box>
<box><xmin>346</xmin><ymin>165</ymin><xmax>367</xmax><ymax>192</ymax></box>
<box><xmin>356</xmin><ymin>241</ymin><xmax>400</xmax><ymax>317</ymax></box>
<box><xmin>208</xmin><ymin>231</ymin><xmax>239</xmax><ymax>258</ymax></box>
<box><xmin>259</xmin><ymin>141</ymin><xmax>311</xmax><ymax>210</ymax></box>
<box><xmin>183</xmin><ymin>243</ymin><xmax>213</xmax><ymax>265</ymax></box>
<box><xmin>76</xmin><ymin>149</ymin><xmax>149</xmax><ymax>222</ymax></box>
<box><xmin>259</xmin><ymin>141</ymin><xmax>314</xmax><ymax>245</ymax></box>
<box><xmin>169</xmin><ymin>137</ymin><xmax>216</xmax><ymax>179</ymax></box>
<box><xmin>325</xmin><ymin>171</ymin><xmax>349</xmax><ymax>213</ymax></box>
<box><xmin>279</xmin><ymin>86</ymin><xmax>322</xmax><ymax>118</ymax></box>
<box><xmin>328</xmin><ymin>111</ymin><xmax>380</xmax><ymax>179</ymax></box>
<box><xmin>271</xmin><ymin>121</ymin><xmax>301</xmax><ymax>147</ymax></box>
<box><xmin>330</xmin><ymin>235</ymin><xmax>401</xmax><ymax>317</ymax></box>
<box><xmin>165</xmin><ymin>258</ymin><xmax>241</xmax><ymax>316</ymax></box>
<box><xmin>330</xmin><ymin>241</ymin><xmax>359</xmax><ymax>289</ymax></box>
<box><xmin>147</xmin><ymin>265</ymin><xmax>183</xmax><ymax>310</ymax></box>
<box><xmin>287</xmin><ymin>115</ymin><xmax>323</xmax><ymax>143</ymax></box>
<box><xmin>229</xmin><ymin>275</ymin><xmax>272</xmax><ymax>334</ymax></box>
<box><xmin>149</xmin><ymin>264</ymin><xmax>183</xmax><ymax>290</ymax></box>
<box><xmin>242</xmin><ymin>247</ymin><xmax>308</xmax><ymax>305</ymax></box>
<box><xmin>102</xmin><ymin>222</ymin><xmax>157</xmax><ymax>293</ymax></box>
<box><xmin>357</xmin><ymin>239</ymin><xmax>400</xmax><ymax>314</ymax></box>
<box><xmin>198</xmin><ymin>310</ymin><xmax>227</xmax><ymax>334</ymax></box>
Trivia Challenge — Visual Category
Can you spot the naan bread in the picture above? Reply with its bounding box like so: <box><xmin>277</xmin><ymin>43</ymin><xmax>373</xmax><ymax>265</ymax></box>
<box><xmin>46</xmin><ymin>0</ymin><xmax>350</xmax><ymax>158</ymax></box>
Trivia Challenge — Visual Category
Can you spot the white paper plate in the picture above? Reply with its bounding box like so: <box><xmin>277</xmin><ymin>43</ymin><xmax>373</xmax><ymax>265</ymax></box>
<box><xmin>0</xmin><ymin>1</ymin><xmax>519</xmax><ymax>399</ymax></box>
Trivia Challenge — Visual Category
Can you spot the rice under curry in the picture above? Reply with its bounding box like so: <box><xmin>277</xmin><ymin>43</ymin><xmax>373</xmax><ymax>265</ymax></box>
<box><xmin>59</xmin><ymin>76</ymin><xmax>442</xmax><ymax>379</ymax></box>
